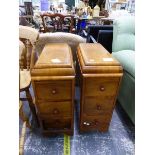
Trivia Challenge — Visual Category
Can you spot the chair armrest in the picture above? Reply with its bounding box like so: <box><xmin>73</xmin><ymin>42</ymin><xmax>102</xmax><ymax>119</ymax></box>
<box><xmin>82</xmin><ymin>30</ymin><xmax>88</xmax><ymax>37</ymax></box>
<box><xmin>112</xmin><ymin>50</ymin><xmax>135</xmax><ymax>78</ymax></box>
<box><xmin>89</xmin><ymin>35</ymin><xmax>97</xmax><ymax>43</ymax></box>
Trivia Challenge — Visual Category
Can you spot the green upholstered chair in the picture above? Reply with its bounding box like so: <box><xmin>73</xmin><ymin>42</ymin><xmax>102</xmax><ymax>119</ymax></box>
<box><xmin>112</xmin><ymin>16</ymin><xmax>135</xmax><ymax>124</ymax></box>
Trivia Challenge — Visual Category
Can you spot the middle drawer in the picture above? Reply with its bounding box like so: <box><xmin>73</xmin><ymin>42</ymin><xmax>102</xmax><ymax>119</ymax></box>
<box><xmin>37</xmin><ymin>101</ymin><xmax>72</xmax><ymax>117</ymax></box>
<box><xmin>83</xmin><ymin>97</ymin><xmax>115</xmax><ymax>116</ymax></box>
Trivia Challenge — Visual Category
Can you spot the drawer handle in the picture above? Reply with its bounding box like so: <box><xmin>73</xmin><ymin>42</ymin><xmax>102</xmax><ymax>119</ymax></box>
<box><xmin>83</xmin><ymin>122</ymin><xmax>90</xmax><ymax>126</ymax></box>
<box><xmin>100</xmin><ymin>86</ymin><xmax>105</xmax><ymax>91</ymax></box>
<box><xmin>53</xmin><ymin>109</ymin><xmax>59</xmax><ymax>115</ymax></box>
<box><xmin>97</xmin><ymin>105</ymin><xmax>101</xmax><ymax>110</ymax></box>
<box><xmin>51</xmin><ymin>89</ymin><xmax>57</xmax><ymax>94</ymax></box>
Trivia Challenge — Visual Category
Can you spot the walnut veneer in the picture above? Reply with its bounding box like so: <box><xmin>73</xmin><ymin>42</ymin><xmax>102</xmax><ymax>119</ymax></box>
<box><xmin>77</xmin><ymin>43</ymin><xmax>123</xmax><ymax>132</ymax></box>
<box><xmin>31</xmin><ymin>43</ymin><xmax>75</xmax><ymax>135</ymax></box>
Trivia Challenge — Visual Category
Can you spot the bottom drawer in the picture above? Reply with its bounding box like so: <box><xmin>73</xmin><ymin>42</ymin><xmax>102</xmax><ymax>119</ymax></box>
<box><xmin>80</xmin><ymin>115</ymin><xmax>111</xmax><ymax>131</ymax></box>
<box><xmin>42</xmin><ymin>117</ymin><xmax>71</xmax><ymax>130</ymax></box>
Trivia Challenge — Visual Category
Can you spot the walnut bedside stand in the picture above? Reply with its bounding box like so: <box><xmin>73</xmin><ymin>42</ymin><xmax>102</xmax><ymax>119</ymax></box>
<box><xmin>31</xmin><ymin>43</ymin><xmax>75</xmax><ymax>135</ymax></box>
<box><xmin>77</xmin><ymin>43</ymin><xmax>123</xmax><ymax>132</ymax></box>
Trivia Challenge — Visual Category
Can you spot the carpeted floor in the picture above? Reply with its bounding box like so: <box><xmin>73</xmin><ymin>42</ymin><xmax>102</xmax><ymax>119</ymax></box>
<box><xmin>19</xmin><ymin>87</ymin><xmax>135</xmax><ymax>155</ymax></box>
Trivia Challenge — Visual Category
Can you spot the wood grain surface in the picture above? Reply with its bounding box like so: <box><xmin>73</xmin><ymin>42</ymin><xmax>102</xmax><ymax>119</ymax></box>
<box><xmin>77</xmin><ymin>43</ymin><xmax>123</xmax><ymax>132</ymax></box>
<box><xmin>31</xmin><ymin>43</ymin><xmax>75</xmax><ymax>135</ymax></box>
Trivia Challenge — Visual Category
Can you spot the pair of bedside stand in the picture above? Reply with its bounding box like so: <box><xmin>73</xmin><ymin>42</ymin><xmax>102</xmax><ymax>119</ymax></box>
<box><xmin>31</xmin><ymin>43</ymin><xmax>123</xmax><ymax>136</ymax></box>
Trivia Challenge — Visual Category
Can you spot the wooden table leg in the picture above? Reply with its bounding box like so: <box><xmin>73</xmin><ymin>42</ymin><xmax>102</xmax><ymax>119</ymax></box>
<box><xmin>25</xmin><ymin>88</ymin><xmax>39</xmax><ymax>127</ymax></box>
<box><xmin>19</xmin><ymin>121</ymin><xmax>27</xmax><ymax>155</ymax></box>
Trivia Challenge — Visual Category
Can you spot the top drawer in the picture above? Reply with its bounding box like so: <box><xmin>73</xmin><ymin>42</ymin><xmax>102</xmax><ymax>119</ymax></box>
<box><xmin>34</xmin><ymin>80</ymin><xmax>72</xmax><ymax>101</ymax></box>
<box><xmin>84</xmin><ymin>77</ymin><xmax>120</xmax><ymax>97</ymax></box>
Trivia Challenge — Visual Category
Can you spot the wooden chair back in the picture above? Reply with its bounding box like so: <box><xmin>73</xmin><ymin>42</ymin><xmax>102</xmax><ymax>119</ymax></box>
<box><xmin>19</xmin><ymin>26</ymin><xmax>39</xmax><ymax>70</ymax></box>
<box><xmin>40</xmin><ymin>13</ymin><xmax>74</xmax><ymax>33</ymax></box>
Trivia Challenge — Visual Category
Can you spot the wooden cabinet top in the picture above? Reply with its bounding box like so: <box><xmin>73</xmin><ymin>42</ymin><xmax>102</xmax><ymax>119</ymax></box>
<box><xmin>77</xmin><ymin>43</ymin><xmax>123</xmax><ymax>74</ymax></box>
<box><xmin>31</xmin><ymin>43</ymin><xmax>75</xmax><ymax>78</ymax></box>
<box><xmin>35</xmin><ymin>43</ymin><xmax>73</xmax><ymax>69</ymax></box>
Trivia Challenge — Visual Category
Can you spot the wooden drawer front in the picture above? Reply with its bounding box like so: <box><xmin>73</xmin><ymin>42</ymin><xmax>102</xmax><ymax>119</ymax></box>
<box><xmin>84</xmin><ymin>77</ymin><xmax>119</xmax><ymax>97</ymax></box>
<box><xmin>42</xmin><ymin>117</ymin><xmax>71</xmax><ymax>130</ymax></box>
<box><xmin>83</xmin><ymin>97</ymin><xmax>114</xmax><ymax>116</ymax></box>
<box><xmin>35</xmin><ymin>81</ymin><xmax>72</xmax><ymax>100</ymax></box>
<box><xmin>81</xmin><ymin>115</ymin><xmax>110</xmax><ymax>130</ymax></box>
<box><xmin>37</xmin><ymin>101</ymin><xmax>72</xmax><ymax>117</ymax></box>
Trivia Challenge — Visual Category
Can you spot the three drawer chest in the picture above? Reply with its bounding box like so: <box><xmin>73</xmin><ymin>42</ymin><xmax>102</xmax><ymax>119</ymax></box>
<box><xmin>77</xmin><ymin>43</ymin><xmax>123</xmax><ymax>132</ymax></box>
<box><xmin>31</xmin><ymin>43</ymin><xmax>75</xmax><ymax>135</ymax></box>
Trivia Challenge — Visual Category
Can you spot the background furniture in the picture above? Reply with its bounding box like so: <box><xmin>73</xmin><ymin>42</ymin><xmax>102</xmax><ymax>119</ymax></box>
<box><xmin>112</xmin><ymin>16</ymin><xmax>135</xmax><ymax>124</ymax></box>
<box><xmin>109</xmin><ymin>1</ymin><xmax>128</xmax><ymax>11</ymax></box>
<box><xmin>89</xmin><ymin>0</ymin><xmax>106</xmax><ymax>9</ymax></box>
<box><xmin>19</xmin><ymin>3</ymin><xmax>40</xmax><ymax>28</ymax></box>
<box><xmin>85</xmin><ymin>25</ymin><xmax>113</xmax><ymax>42</ymax></box>
<box><xmin>97</xmin><ymin>29</ymin><xmax>113</xmax><ymax>52</ymax></box>
<box><xmin>76</xmin><ymin>16</ymin><xmax>112</xmax><ymax>35</ymax></box>
<box><xmin>40</xmin><ymin>13</ymin><xmax>75</xmax><ymax>33</ymax></box>
<box><xmin>65</xmin><ymin>0</ymin><xmax>75</xmax><ymax>7</ymax></box>
<box><xmin>19</xmin><ymin>16</ymin><xmax>34</xmax><ymax>27</ymax></box>
<box><xmin>19</xmin><ymin>2</ymin><xmax>34</xmax><ymax>24</ymax></box>
<box><xmin>19</xmin><ymin>26</ymin><xmax>39</xmax><ymax>126</ymax></box>
<box><xmin>77</xmin><ymin>43</ymin><xmax>123</xmax><ymax>132</ymax></box>
<box><xmin>35</xmin><ymin>32</ymin><xmax>86</xmax><ymax>61</ymax></box>
<box><xmin>82</xmin><ymin>25</ymin><xmax>113</xmax><ymax>53</ymax></box>
<box><xmin>24</xmin><ymin>2</ymin><xmax>33</xmax><ymax>16</ymax></box>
